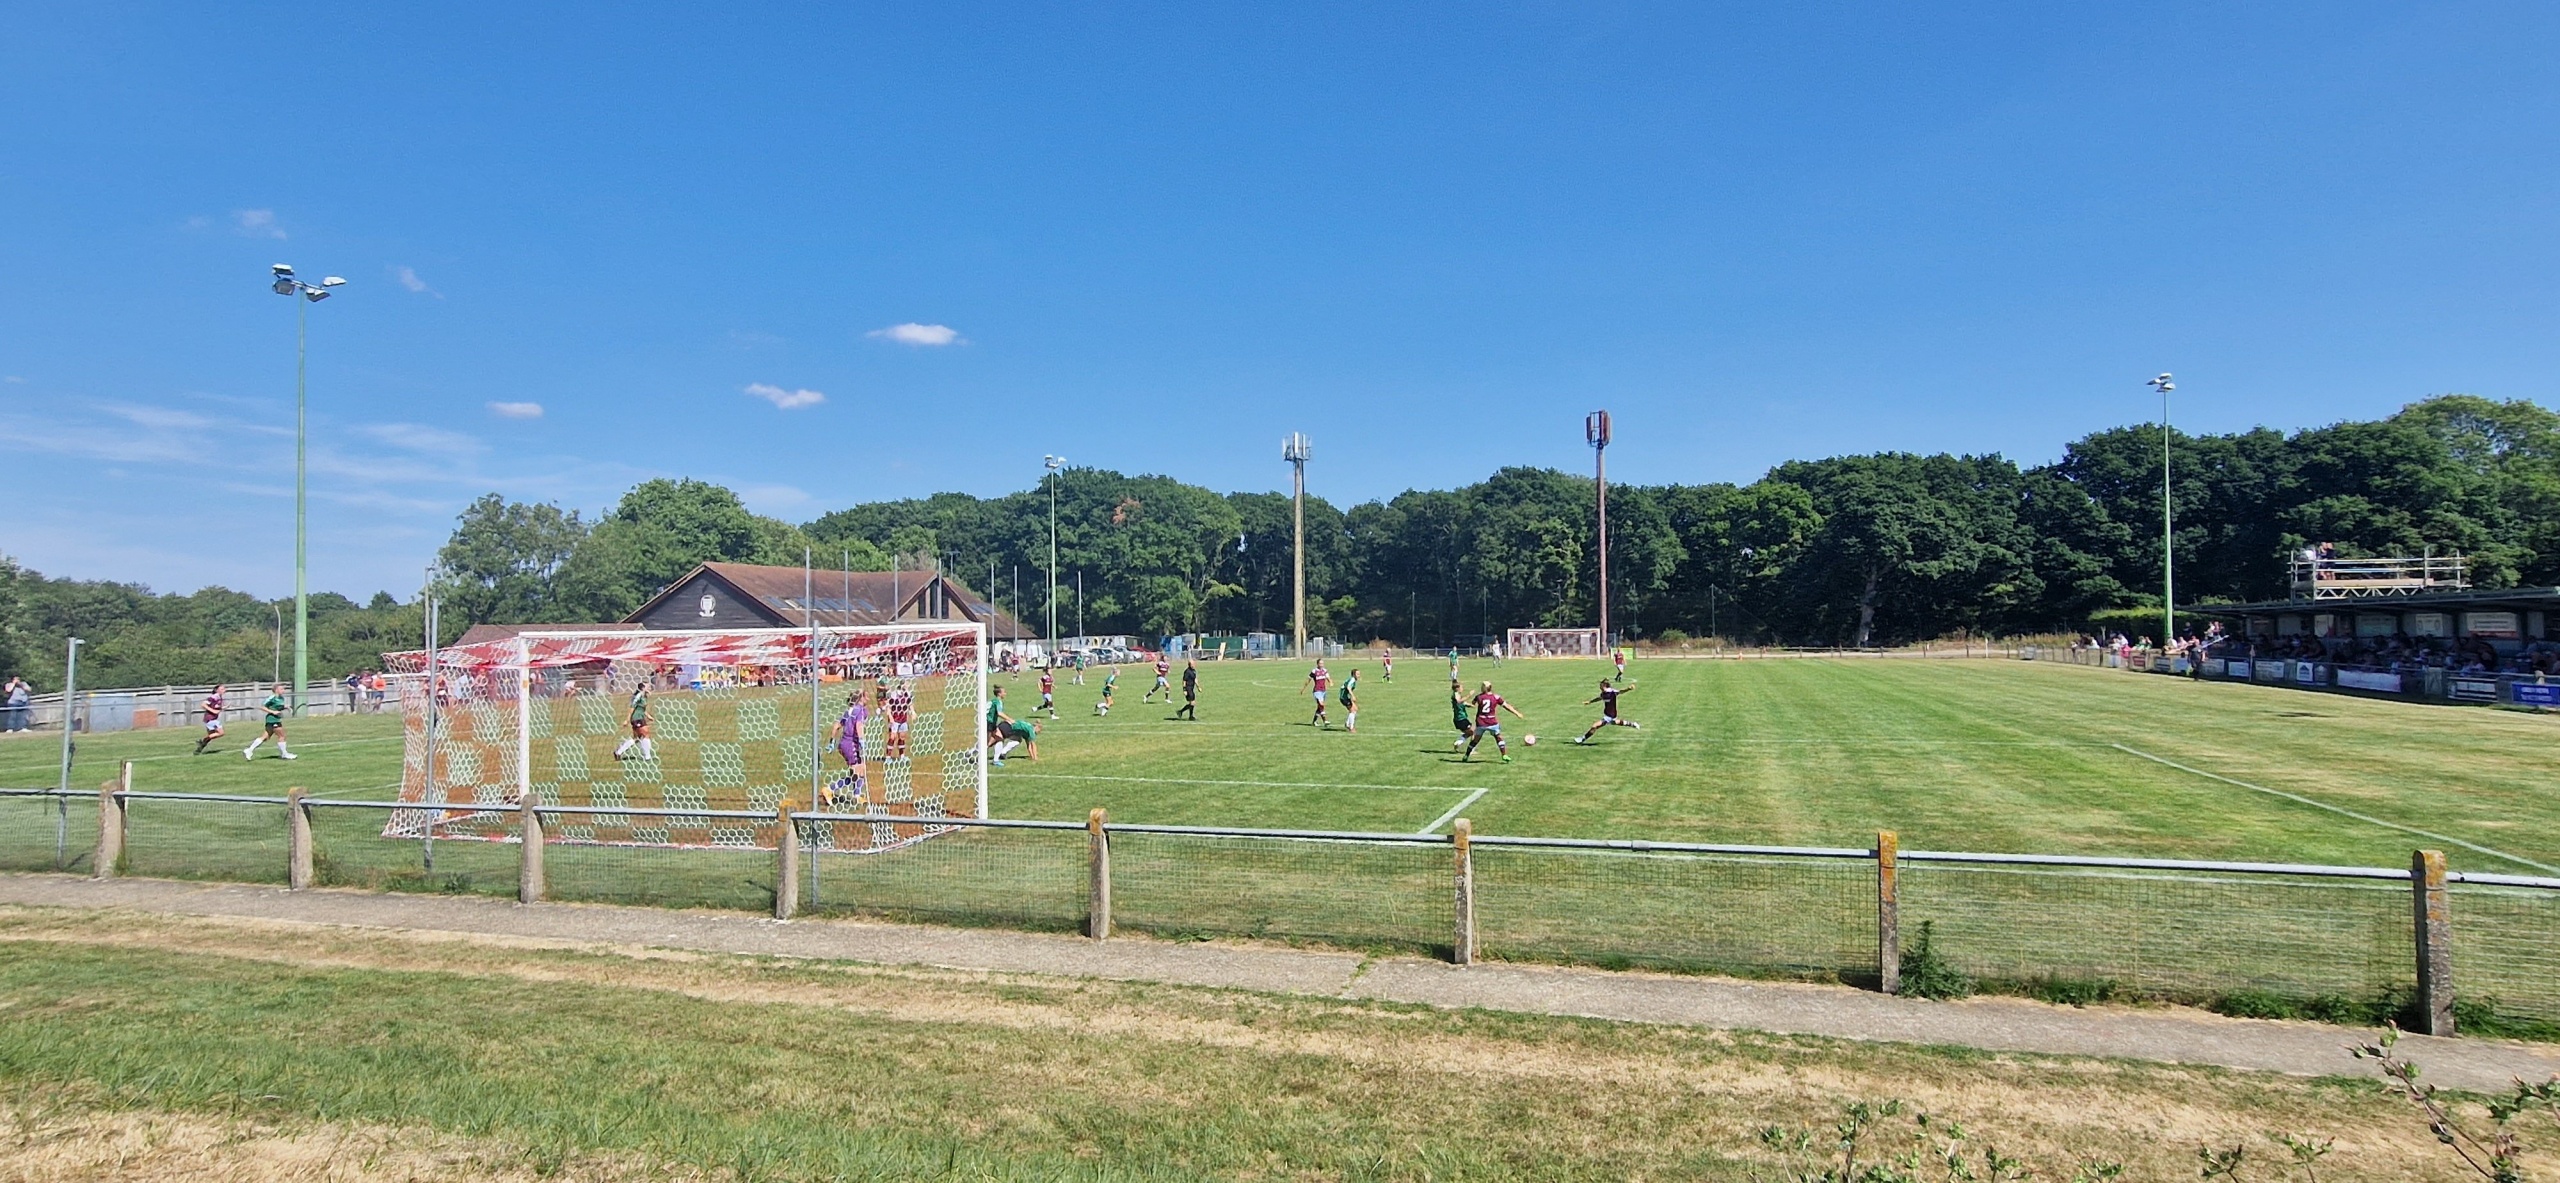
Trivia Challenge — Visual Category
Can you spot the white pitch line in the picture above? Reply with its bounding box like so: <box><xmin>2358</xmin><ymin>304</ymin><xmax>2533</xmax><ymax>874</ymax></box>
<box><xmin>2109</xmin><ymin>743</ymin><xmax>2558</xmax><ymax>875</ymax></box>
<box><xmin>0</xmin><ymin>735</ymin><xmax>405</xmax><ymax>772</ymax></box>
<box><xmin>1001</xmin><ymin>771</ymin><xmax>1489</xmax><ymax>794</ymax></box>
<box><xmin>1419</xmin><ymin>787</ymin><xmax>1490</xmax><ymax>835</ymax></box>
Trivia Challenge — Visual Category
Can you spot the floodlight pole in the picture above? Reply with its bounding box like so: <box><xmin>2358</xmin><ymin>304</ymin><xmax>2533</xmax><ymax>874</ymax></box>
<box><xmin>421</xmin><ymin>567</ymin><xmax>439</xmax><ymax>873</ymax></box>
<box><xmin>2149</xmin><ymin>374</ymin><xmax>2176</xmax><ymax>648</ymax></box>
<box><xmin>1283</xmin><ymin>433</ymin><xmax>1311</xmax><ymax>658</ymax></box>
<box><xmin>269</xmin><ymin>265</ymin><xmax>344</xmax><ymax>716</ymax></box>
<box><xmin>1046</xmin><ymin>456</ymin><xmax>1064</xmax><ymax>660</ymax></box>
<box><xmin>1587</xmin><ymin>411</ymin><xmax>1612</xmax><ymax>645</ymax></box>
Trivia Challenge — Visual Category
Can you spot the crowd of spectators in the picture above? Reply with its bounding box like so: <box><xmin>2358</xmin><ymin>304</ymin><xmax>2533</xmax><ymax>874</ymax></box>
<box><xmin>2202</xmin><ymin>630</ymin><xmax>2560</xmax><ymax>677</ymax></box>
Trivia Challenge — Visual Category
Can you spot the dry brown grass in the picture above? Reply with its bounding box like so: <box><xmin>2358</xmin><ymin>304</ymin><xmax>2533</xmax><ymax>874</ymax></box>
<box><xmin>0</xmin><ymin>906</ymin><xmax>2547</xmax><ymax>1180</ymax></box>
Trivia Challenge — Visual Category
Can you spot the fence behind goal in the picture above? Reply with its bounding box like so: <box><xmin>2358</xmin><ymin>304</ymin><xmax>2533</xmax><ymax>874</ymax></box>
<box><xmin>4</xmin><ymin>780</ymin><xmax>2557</xmax><ymax>1036</ymax></box>
<box><xmin>381</xmin><ymin>624</ymin><xmax>988</xmax><ymax>861</ymax></box>
<box><xmin>1505</xmin><ymin>628</ymin><xmax>1603</xmax><ymax>658</ymax></box>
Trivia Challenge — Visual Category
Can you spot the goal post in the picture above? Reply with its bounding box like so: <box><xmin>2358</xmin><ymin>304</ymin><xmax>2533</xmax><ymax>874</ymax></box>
<box><xmin>1505</xmin><ymin>627</ymin><xmax>1603</xmax><ymax>658</ymax></box>
<box><xmin>381</xmin><ymin>623</ymin><xmax>988</xmax><ymax>855</ymax></box>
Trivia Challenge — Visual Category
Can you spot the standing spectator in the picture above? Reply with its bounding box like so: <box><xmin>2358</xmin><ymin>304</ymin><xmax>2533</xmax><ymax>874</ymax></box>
<box><xmin>2</xmin><ymin>676</ymin><xmax>28</xmax><ymax>732</ymax></box>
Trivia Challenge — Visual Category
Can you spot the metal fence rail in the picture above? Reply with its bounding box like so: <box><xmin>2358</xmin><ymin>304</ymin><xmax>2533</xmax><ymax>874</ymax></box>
<box><xmin>7</xmin><ymin>771</ymin><xmax>2559</xmax><ymax>1039</ymax></box>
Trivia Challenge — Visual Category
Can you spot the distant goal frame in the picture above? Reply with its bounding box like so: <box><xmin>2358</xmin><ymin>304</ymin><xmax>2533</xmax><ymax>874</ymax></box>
<box><xmin>1504</xmin><ymin>627</ymin><xmax>1604</xmax><ymax>658</ymax></box>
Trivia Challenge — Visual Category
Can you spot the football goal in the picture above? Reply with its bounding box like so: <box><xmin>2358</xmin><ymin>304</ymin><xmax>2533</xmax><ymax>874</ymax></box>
<box><xmin>1505</xmin><ymin>627</ymin><xmax>1604</xmax><ymax>658</ymax></box>
<box><xmin>380</xmin><ymin>624</ymin><xmax>987</xmax><ymax>855</ymax></box>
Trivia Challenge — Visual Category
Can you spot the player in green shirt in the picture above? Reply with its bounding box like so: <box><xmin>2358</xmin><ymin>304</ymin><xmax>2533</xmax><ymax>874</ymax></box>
<box><xmin>1339</xmin><ymin>668</ymin><xmax>1360</xmax><ymax>733</ymax></box>
<box><xmin>1095</xmin><ymin>666</ymin><xmax>1118</xmax><ymax>716</ymax></box>
<box><xmin>1449</xmin><ymin>677</ymin><xmax>1473</xmax><ymax>750</ymax></box>
<box><xmin>612</xmin><ymin>684</ymin><xmax>655</xmax><ymax>761</ymax></box>
<box><xmin>242</xmin><ymin>684</ymin><xmax>296</xmax><ymax>760</ymax></box>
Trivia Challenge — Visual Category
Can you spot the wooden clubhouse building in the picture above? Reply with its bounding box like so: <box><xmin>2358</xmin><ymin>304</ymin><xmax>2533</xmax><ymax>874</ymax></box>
<box><xmin>454</xmin><ymin>562</ymin><xmax>1036</xmax><ymax>649</ymax></box>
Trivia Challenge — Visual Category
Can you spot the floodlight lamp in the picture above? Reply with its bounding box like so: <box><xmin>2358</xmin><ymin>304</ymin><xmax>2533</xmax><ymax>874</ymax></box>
<box><xmin>272</xmin><ymin>279</ymin><xmax>296</xmax><ymax>295</ymax></box>
<box><xmin>272</xmin><ymin>263</ymin><xmax>294</xmax><ymax>276</ymax></box>
<box><xmin>305</xmin><ymin>288</ymin><xmax>330</xmax><ymax>302</ymax></box>
<box><xmin>320</xmin><ymin>276</ymin><xmax>346</xmax><ymax>287</ymax></box>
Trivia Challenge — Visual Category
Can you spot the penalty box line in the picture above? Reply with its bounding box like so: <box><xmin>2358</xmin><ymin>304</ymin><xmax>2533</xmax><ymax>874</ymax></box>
<box><xmin>997</xmin><ymin>772</ymin><xmax>1494</xmax><ymax>835</ymax></box>
<box><xmin>2108</xmin><ymin>743</ymin><xmax>2558</xmax><ymax>875</ymax></box>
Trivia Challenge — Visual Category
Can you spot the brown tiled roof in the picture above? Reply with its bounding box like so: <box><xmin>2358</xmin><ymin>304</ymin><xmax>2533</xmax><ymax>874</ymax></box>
<box><xmin>637</xmin><ymin>562</ymin><xmax>1037</xmax><ymax>640</ymax></box>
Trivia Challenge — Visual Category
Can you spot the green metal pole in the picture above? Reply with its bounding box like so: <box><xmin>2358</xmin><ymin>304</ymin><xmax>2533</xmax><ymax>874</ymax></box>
<box><xmin>293</xmin><ymin>294</ymin><xmax>309</xmax><ymax>716</ymax></box>
<box><xmin>56</xmin><ymin>637</ymin><xmax>81</xmax><ymax>870</ymax></box>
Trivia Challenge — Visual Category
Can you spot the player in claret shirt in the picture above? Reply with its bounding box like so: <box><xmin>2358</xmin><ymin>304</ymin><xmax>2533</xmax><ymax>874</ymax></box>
<box><xmin>1461</xmin><ymin>681</ymin><xmax>1527</xmax><ymax>764</ymax></box>
<box><xmin>1575</xmin><ymin>678</ymin><xmax>1642</xmax><ymax>745</ymax></box>
<box><xmin>192</xmin><ymin>686</ymin><xmax>227</xmax><ymax>755</ymax></box>
<box><xmin>1144</xmin><ymin>656</ymin><xmax>1173</xmax><ymax>704</ymax></box>
<box><xmin>1304</xmin><ymin>659</ymin><xmax>1331</xmax><ymax>728</ymax></box>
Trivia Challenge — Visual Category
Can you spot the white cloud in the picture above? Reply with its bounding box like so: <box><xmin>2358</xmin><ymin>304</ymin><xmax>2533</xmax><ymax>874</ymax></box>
<box><xmin>101</xmin><ymin>404</ymin><xmax>215</xmax><ymax>431</ymax></box>
<box><xmin>355</xmin><ymin>422</ymin><xmax>486</xmax><ymax>457</ymax></box>
<box><xmin>744</xmin><ymin>382</ymin><xmax>826</xmax><ymax>410</ymax></box>
<box><xmin>865</xmin><ymin>322</ymin><xmax>964</xmax><ymax>347</ymax></box>
<box><xmin>3</xmin><ymin>376</ymin><xmax>24</xmax><ymax>384</ymax></box>
<box><xmin>487</xmin><ymin>401</ymin><xmax>544</xmax><ymax>420</ymax></box>
<box><xmin>232</xmin><ymin>209</ymin><xmax>287</xmax><ymax>240</ymax></box>
<box><xmin>394</xmin><ymin>266</ymin><xmax>442</xmax><ymax>297</ymax></box>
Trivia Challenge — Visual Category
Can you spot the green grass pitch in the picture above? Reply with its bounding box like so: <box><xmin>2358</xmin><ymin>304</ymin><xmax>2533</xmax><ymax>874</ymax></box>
<box><xmin>5</xmin><ymin>655</ymin><xmax>2555</xmax><ymax>875</ymax></box>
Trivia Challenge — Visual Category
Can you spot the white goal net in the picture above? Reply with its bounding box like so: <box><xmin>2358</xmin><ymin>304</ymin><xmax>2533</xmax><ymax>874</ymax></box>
<box><xmin>1505</xmin><ymin>627</ymin><xmax>1604</xmax><ymax>658</ymax></box>
<box><xmin>380</xmin><ymin>625</ymin><xmax>987</xmax><ymax>855</ymax></box>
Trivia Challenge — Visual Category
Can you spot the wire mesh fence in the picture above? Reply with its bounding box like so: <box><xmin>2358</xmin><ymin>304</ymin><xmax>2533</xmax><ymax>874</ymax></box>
<box><xmin>117</xmin><ymin>793</ymin><xmax>290</xmax><ymax>885</ymax></box>
<box><xmin>0</xmin><ymin>791</ymin><xmax>93</xmax><ymax>874</ymax></box>
<box><xmin>1474</xmin><ymin>842</ymin><xmax>1876</xmax><ymax>979</ymax></box>
<box><xmin>1109</xmin><ymin>829</ymin><xmax>1452</xmax><ymax>953</ymax></box>
<box><xmin>2448</xmin><ymin>883</ymin><xmax>2560</xmax><ymax>1022</ymax></box>
<box><xmin>1899</xmin><ymin>861</ymin><xmax>2414</xmax><ymax>1002</ymax></box>
<box><xmin>307</xmin><ymin>802</ymin><xmax>521</xmax><ymax>898</ymax></box>
<box><xmin>800</xmin><ymin>817</ymin><xmax>1087</xmax><ymax>933</ymax></box>
<box><xmin>7</xmin><ymin>779</ymin><xmax>2560</xmax><ymax>1032</ymax></box>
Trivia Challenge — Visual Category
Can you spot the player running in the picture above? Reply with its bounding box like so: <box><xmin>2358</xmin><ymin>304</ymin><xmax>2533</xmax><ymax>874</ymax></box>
<box><xmin>191</xmin><ymin>685</ymin><xmax>226</xmax><ymax>755</ymax></box>
<box><xmin>1381</xmin><ymin>652</ymin><xmax>1393</xmax><ymax>682</ymax></box>
<box><xmin>1144</xmin><ymin>656</ymin><xmax>1172</xmax><ymax>703</ymax></box>
<box><xmin>611</xmin><ymin>683</ymin><xmax>654</xmax><ymax>761</ymax></box>
<box><xmin>1338</xmin><ymin>667</ymin><xmax>1359</xmax><ymax>733</ymax></box>
<box><xmin>241</xmin><ymin>684</ymin><xmax>296</xmax><ymax>760</ymax></box>
<box><xmin>1095</xmin><ymin>666</ymin><xmax>1118</xmax><ymax>716</ymax></box>
<box><xmin>1305</xmin><ymin>659</ymin><xmax>1332</xmax><ymax>728</ymax></box>
<box><xmin>822</xmin><ymin>691</ymin><xmax>869</xmax><ymax>809</ymax></box>
<box><xmin>1613</xmin><ymin>647</ymin><xmax>1628</xmax><ymax>680</ymax></box>
<box><xmin>1175</xmin><ymin>659</ymin><xmax>1199</xmax><ymax>720</ymax></box>
<box><xmin>1450</xmin><ymin>678</ymin><xmax>1474</xmax><ymax>749</ymax></box>
<box><xmin>1039</xmin><ymin>668</ymin><xmax>1058</xmax><ymax>718</ymax></box>
<box><xmin>1460</xmin><ymin>681</ymin><xmax>1526</xmax><ymax>763</ymax></box>
<box><xmin>1574</xmin><ymin>678</ymin><xmax>1642</xmax><ymax>744</ymax></box>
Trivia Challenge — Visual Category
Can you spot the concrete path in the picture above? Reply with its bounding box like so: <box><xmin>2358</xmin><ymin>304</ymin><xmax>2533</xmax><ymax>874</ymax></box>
<box><xmin>5</xmin><ymin>873</ymin><xmax>2556</xmax><ymax>1091</ymax></box>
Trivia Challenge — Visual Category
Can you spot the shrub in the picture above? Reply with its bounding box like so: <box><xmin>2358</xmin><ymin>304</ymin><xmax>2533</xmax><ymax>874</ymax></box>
<box><xmin>1897</xmin><ymin>920</ymin><xmax>1974</xmax><ymax>1001</ymax></box>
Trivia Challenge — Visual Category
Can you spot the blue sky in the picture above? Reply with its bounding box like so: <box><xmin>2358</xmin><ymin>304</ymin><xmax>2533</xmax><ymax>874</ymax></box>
<box><xmin>5</xmin><ymin>3</ymin><xmax>2557</xmax><ymax>599</ymax></box>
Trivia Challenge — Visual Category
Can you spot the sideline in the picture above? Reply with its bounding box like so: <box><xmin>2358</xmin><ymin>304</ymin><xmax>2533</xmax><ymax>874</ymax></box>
<box><xmin>1002</xmin><ymin>771</ymin><xmax>1491</xmax><ymax>795</ymax></box>
<box><xmin>1</xmin><ymin>874</ymin><xmax>2552</xmax><ymax>1091</ymax></box>
<box><xmin>1419</xmin><ymin>788</ymin><xmax>1489</xmax><ymax>834</ymax></box>
<box><xmin>2109</xmin><ymin>743</ymin><xmax>2558</xmax><ymax>875</ymax></box>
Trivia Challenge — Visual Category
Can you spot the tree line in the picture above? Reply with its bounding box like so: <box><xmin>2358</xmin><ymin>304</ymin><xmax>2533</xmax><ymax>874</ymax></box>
<box><xmin>5</xmin><ymin>395</ymin><xmax>2553</xmax><ymax>690</ymax></box>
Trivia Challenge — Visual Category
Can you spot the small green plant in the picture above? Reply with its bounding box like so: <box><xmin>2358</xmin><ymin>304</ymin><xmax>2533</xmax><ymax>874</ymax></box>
<box><xmin>2197</xmin><ymin>1133</ymin><xmax>2333</xmax><ymax>1181</ymax></box>
<box><xmin>2352</xmin><ymin>1025</ymin><xmax>2560</xmax><ymax>1183</ymax></box>
<box><xmin>2027</xmin><ymin>975</ymin><xmax>2122</xmax><ymax>1007</ymax></box>
<box><xmin>1755</xmin><ymin>1098</ymin><xmax>2117</xmax><ymax>1182</ymax></box>
<box><xmin>1897</xmin><ymin>920</ymin><xmax>1973</xmax><ymax>1001</ymax></box>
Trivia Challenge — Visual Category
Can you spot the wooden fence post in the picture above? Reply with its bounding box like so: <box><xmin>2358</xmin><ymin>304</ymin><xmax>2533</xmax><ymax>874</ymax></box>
<box><xmin>776</xmin><ymin>805</ymin><xmax>800</xmax><ymax>921</ymax></box>
<box><xmin>2411</xmin><ymin>849</ymin><xmax>2454</xmax><ymax>1036</ymax></box>
<box><xmin>1087</xmin><ymin>808</ymin><xmax>1111</xmax><ymax>940</ymax></box>
<box><xmin>1452</xmin><ymin>817</ymin><xmax>1476</xmax><ymax>965</ymax></box>
<box><xmin>287</xmin><ymin>788</ymin><xmax>313</xmax><ymax>890</ymax></box>
<box><xmin>518</xmin><ymin>796</ymin><xmax>545</xmax><ymax>904</ymax></box>
<box><xmin>1876</xmin><ymin>830</ymin><xmax>1901</xmax><ymax>995</ymax></box>
<box><xmin>93</xmin><ymin>762</ymin><xmax>129</xmax><ymax>880</ymax></box>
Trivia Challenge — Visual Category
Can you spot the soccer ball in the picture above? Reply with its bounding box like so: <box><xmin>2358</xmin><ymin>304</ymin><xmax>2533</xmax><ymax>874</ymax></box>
<box><xmin>1522</xmin><ymin>734</ymin><xmax>1537</xmax><ymax>746</ymax></box>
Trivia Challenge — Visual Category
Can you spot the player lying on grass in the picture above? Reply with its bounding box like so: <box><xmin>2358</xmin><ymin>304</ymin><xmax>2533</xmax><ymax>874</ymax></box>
<box><xmin>1574</xmin><ymin>678</ymin><xmax>1641</xmax><ymax>744</ymax></box>
<box><xmin>240</xmin><ymin>684</ymin><xmax>296</xmax><ymax>760</ymax></box>
<box><xmin>1461</xmin><ymin>681</ymin><xmax>1526</xmax><ymax>763</ymax></box>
